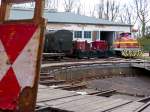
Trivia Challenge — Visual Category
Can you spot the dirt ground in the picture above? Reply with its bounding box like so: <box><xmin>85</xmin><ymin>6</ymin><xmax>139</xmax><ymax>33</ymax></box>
<box><xmin>87</xmin><ymin>75</ymin><xmax>150</xmax><ymax>99</ymax></box>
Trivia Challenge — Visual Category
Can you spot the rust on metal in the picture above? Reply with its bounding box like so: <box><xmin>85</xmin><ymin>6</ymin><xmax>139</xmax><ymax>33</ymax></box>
<box><xmin>0</xmin><ymin>0</ymin><xmax>46</xmax><ymax>111</ymax></box>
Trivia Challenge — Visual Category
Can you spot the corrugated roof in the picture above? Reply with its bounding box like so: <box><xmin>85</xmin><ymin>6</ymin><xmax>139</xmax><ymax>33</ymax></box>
<box><xmin>10</xmin><ymin>8</ymin><xmax>132</xmax><ymax>26</ymax></box>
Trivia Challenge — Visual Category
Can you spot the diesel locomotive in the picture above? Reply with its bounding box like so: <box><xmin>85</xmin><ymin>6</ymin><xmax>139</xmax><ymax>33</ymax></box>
<box><xmin>113</xmin><ymin>33</ymin><xmax>143</xmax><ymax>58</ymax></box>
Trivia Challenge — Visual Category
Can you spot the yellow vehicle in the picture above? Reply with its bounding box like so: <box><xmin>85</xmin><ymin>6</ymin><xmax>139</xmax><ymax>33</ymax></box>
<box><xmin>113</xmin><ymin>33</ymin><xmax>143</xmax><ymax>58</ymax></box>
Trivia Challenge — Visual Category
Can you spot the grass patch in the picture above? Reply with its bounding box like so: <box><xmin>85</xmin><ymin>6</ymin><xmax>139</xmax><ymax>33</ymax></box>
<box><xmin>138</xmin><ymin>38</ymin><xmax>150</xmax><ymax>52</ymax></box>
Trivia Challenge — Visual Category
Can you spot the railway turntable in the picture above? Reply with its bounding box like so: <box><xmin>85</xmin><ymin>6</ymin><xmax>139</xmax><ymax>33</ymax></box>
<box><xmin>36</xmin><ymin>85</ymin><xmax>150</xmax><ymax>112</ymax></box>
<box><xmin>0</xmin><ymin>0</ymin><xmax>45</xmax><ymax>111</ymax></box>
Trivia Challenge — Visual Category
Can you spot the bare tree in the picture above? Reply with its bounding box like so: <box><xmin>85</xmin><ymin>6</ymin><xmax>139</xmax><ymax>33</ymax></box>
<box><xmin>96</xmin><ymin>0</ymin><xmax>120</xmax><ymax>21</ymax></box>
<box><xmin>119</xmin><ymin>5</ymin><xmax>129</xmax><ymax>24</ymax></box>
<box><xmin>63</xmin><ymin>0</ymin><xmax>75</xmax><ymax>12</ymax></box>
<box><xmin>74</xmin><ymin>1</ymin><xmax>83</xmax><ymax>15</ymax></box>
<box><xmin>76</xmin><ymin>3</ymin><xmax>81</xmax><ymax>15</ymax></box>
<box><xmin>89</xmin><ymin>5</ymin><xmax>96</xmax><ymax>17</ymax></box>
<box><xmin>45</xmin><ymin>0</ymin><xmax>58</xmax><ymax>10</ymax></box>
<box><xmin>105</xmin><ymin>0</ymin><xmax>110</xmax><ymax>20</ymax></box>
<box><xmin>97</xmin><ymin>0</ymin><xmax>104</xmax><ymax>19</ymax></box>
<box><xmin>119</xmin><ymin>4</ymin><xmax>137</xmax><ymax>25</ymax></box>
<box><xmin>110</xmin><ymin>0</ymin><xmax>120</xmax><ymax>21</ymax></box>
<box><xmin>104</xmin><ymin>0</ymin><xmax>120</xmax><ymax>21</ymax></box>
<box><xmin>134</xmin><ymin>0</ymin><xmax>150</xmax><ymax>37</ymax></box>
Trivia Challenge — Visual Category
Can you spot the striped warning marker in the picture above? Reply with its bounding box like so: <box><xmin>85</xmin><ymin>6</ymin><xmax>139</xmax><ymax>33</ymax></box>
<box><xmin>0</xmin><ymin>23</ymin><xmax>39</xmax><ymax>110</ymax></box>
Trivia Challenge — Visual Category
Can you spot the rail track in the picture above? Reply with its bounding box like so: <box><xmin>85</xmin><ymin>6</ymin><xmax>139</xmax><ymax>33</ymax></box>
<box><xmin>42</xmin><ymin>57</ymin><xmax>145</xmax><ymax>64</ymax></box>
<box><xmin>36</xmin><ymin>85</ymin><xmax>150</xmax><ymax>112</ymax></box>
<box><xmin>37</xmin><ymin>57</ymin><xmax>150</xmax><ymax>112</ymax></box>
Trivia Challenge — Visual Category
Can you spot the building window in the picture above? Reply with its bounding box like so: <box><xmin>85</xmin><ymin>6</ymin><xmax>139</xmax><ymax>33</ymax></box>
<box><xmin>74</xmin><ymin>31</ymin><xmax>82</xmax><ymax>38</ymax></box>
<box><xmin>84</xmin><ymin>31</ymin><xmax>91</xmax><ymax>39</ymax></box>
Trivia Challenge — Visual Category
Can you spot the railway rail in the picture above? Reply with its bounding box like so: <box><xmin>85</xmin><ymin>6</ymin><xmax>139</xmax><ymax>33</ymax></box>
<box><xmin>41</xmin><ymin>57</ymin><xmax>147</xmax><ymax>68</ymax></box>
<box><xmin>38</xmin><ymin>57</ymin><xmax>150</xmax><ymax>112</ymax></box>
<box><xmin>36</xmin><ymin>85</ymin><xmax>150</xmax><ymax>112</ymax></box>
<box><xmin>42</xmin><ymin>57</ymin><xmax>146</xmax><ymax>64</ymax></box>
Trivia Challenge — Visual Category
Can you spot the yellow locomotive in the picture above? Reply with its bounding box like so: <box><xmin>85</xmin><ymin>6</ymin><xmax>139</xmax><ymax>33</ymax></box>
<box><xmin>113</xmin><ymin>33</ymin><xmax>143</xmax><ymax>58</ymax></box>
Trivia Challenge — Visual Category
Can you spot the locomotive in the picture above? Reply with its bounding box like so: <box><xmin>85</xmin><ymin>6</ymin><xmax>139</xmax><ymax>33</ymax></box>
<box><xmin>113</xmin><ymin>33</ymin><xmax>143</xmax><ymax>58</ymax></box>
<box><xmin>73</xmin><ymin>40</ymin><xmax>108</xmax><ymax>59</ymax></box>
<box><xmin>44</xmin><ymin>30</ymin><xmax>73</xmax><ymax>54</ymax></box>
<box><xmin>43</xmin><ymin>30</ymin><xmax>73</xmax><ymax>59</ymax></box>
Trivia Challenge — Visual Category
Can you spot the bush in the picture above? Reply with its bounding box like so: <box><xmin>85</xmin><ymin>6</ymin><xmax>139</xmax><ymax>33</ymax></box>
<box><xmin>138</xmin><ymin>37</ymin><xmax>150</xmax><ymax>52</ymax></box>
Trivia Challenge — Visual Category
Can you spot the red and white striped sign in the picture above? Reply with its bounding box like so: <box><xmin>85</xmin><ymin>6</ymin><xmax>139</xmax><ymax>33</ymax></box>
<box><xmin>0</xmin><ymin>23</ymin><xmax>39</xmax><ymax>110</ymax></box>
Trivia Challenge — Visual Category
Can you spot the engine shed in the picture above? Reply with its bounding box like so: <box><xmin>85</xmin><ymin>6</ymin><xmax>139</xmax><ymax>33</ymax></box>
<box><xmin>10</xmin><ymin>8</ymin><xmax>132</xmax><ymax>47</ymax></box>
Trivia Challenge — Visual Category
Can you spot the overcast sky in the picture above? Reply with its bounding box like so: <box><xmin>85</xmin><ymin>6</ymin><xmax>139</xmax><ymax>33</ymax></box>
<box><xmin>79</xmin><ymin>0</ymin><xmax>128</xmax><ymax>6</ymax></box>
<box><xmin>0</xmin><ymin>0</ymin><xmax>132</xmax><ymax>17</ymax></box>
<box><xmin>58</xmin><ymin>0</ymin><xmax>129</xmax><ymax>11</ymax></box>
<box><xmin>5</xmin><ymin>0</ymin><xmax>130</xmax><ymax>9</ymax></box>
<box><xmin>47</xmin><ymin>0</ymin><xmax>131</xmax><ymax>17</ymax></box>
<box><xmin>0</xmin><ymin>0</ymin><xmax>141</xmax><ymax>28</ymax></box>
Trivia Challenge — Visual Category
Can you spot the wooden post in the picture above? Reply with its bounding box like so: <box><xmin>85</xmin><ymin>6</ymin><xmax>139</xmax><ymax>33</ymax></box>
<box><xmin>0</xmin><ymin>1</ymin><xmax>11</xmax><ymax>22</ymax></box>
<box><xmin>34</xmin><ymin>0</ymin><xmax>45</xmax><ymax>24</ymax></box>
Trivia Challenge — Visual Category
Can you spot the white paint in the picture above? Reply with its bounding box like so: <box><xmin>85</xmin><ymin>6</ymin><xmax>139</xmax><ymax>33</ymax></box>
<box><xmin>76</xmin><ymin>91</ymin><xmax>88</xmax><ymax>95</ymax></box>
<box><xmin>47</xmin><ymin>24</ymin><xmax>130</xmax><ymax>32</ymax></box>
<box><xmin>0</xmin><ymin>40</ymin><xmax>10</xmax><ymax>81</ymax></box>
<box><xmin>47</xmin><ymin>23</ymin><xmax>130</xmax><ymax>42</ymax></box>
<box><xmin>12</xmin><ymin>29</ymin><xmax>40</xmax><ymax>89</ymax></box>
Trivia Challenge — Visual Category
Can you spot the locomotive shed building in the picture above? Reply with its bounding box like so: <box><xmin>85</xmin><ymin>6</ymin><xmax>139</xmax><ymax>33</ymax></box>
<box><xmin>10</xmin><ymin>8</ymin><xmax>132</xmax><ymax>46</ymax></box>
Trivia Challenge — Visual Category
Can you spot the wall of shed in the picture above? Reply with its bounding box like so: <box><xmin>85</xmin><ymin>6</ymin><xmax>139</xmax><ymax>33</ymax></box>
<box><xmin>46</xmin><ymin>23</ymin><xmax>131</xmax><ymax>32</ymax></box>
<box><xmin>46</xmin><ymin>23</ymin><xmax>131</xmax><ymax>42</ymax></box>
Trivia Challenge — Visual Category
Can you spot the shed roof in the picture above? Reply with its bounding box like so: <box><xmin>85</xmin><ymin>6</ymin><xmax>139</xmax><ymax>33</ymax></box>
<box><xmin>10</xmin><ymin>8</ymin><xmax>132</xmax><ymax>26</ymax></box>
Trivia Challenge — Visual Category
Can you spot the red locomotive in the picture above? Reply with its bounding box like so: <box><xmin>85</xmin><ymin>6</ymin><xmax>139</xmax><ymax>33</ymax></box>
<box><xmin>73</xmin><ymin>40</ymin><xmax>108</xmax><ymax>58</ymax></box>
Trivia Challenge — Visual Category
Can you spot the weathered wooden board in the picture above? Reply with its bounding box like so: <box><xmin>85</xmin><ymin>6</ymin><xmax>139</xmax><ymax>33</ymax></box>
<box><xmin>68</xmin><ymin>99</ymin><xmax>129</xmax><ymax>112</ymax></box>
<box><xmin>55</xmin><ymin>95</ymin><xmax>105</xmax><ymax>108</ymax></box>
<box><xmin>36</xmin><ymin>87</ymin><xmax>147</xmax><ymax>112</ymax></box>
<box><xmin>93</xmin><ymin>100</ymin><xmax>131</xmax><ymax>112</ymax></box>
<box><xmin>51</xmin><ymin>96</ymin><xmax>111</xmax><ymax>112</ymax></box>
<box><xmin>142</xmin><ymin>105</ymin><xmax>150</xmax><ymax>112</ymax></box>
<box><xmin>44</xmin><ymin>95</ymin><xmax>88</xmax><ymax>106</ymax></box>
<box><xmin>110</xmin><ymin>102</ymin><xmax>144</xmax><ymax>112</ymax></box>
<box><xmin>37</xmin><ymin>88</ymin><xmax>79</xmax><ymax>102</ymax></box>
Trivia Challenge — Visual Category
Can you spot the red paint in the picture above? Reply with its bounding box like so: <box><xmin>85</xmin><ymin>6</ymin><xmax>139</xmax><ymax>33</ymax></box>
<box><xmin>0</xmin><ymin>24</ymin><xmax>37</xmax><ymax>64</ymax></box>
<box><xmin>0</xmin><ymin>68</ymin><xmax>20</xmax><ymax>110</ymax></box>
<box><xmin>0</xmin><ymin>23</ymin><xmax>37</xmax><ymax>110</ymax></box>
<box><xmin>73</xmin><ymin>41</ymin><xmax>89</xmax><ymax>51</ymax></box>
<box><xmin>92</xmin><ymin>40</ymin><xmax>108</xmax><ymax>51</ymax></box>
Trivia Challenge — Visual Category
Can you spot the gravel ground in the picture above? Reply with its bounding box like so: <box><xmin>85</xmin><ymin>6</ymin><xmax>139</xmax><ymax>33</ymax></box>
<box><xmin>87</xmin><ymin>76</ymin><xmax>150</xmax><ymax>99</ymax></box>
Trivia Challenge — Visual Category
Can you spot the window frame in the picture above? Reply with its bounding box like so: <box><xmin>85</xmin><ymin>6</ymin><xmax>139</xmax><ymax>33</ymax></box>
<box><xmin>74</xmin><ymin>31</ymin><xmax>82</xmax><ymax>38</ymax></box>
<box><xmin>84</xmin><ymin>31</ymin><xmax>91</xmax><ymax>39</ymax></box>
